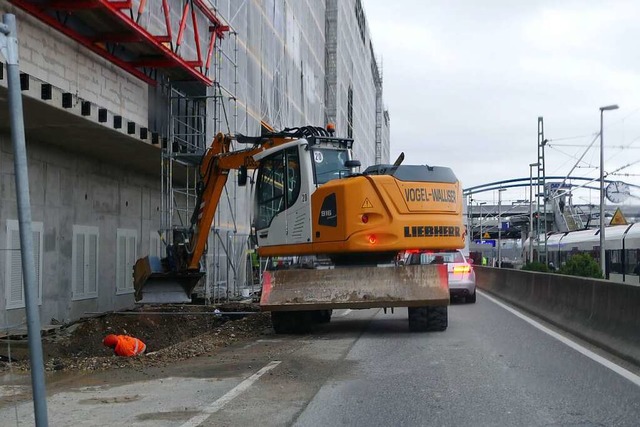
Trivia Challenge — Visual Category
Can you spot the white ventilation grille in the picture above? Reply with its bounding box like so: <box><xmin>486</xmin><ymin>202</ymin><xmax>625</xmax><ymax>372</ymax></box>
<box><xmin>150</xmin><ymin>231</ymin><xmax>162</xmax><ymax>259</ymax></box>
<box><xmin>5</xmin><ymin>220</ymin><xmax>44</xmax><ymax>309</ymax></box>
<box><xmin>116</xmin><ymin>228</ymin><xmax>138</xmax><ymax>294</ymax></box>
<box><xmin>71</xmin><ymin>225</ymin><xmax>99</xmax><ymax>300</ymax></box>
<box><xmin>291</xmin><ymin>212</ymin><xmax>306</xmax><ymax>240</ymax></box>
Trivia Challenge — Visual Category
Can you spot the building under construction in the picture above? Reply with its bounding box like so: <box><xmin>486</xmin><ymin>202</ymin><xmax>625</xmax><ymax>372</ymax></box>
<box><xmin>0</xmin><ymin>0</ymin><xmax>390</xmax><ymax>328</ymax></box>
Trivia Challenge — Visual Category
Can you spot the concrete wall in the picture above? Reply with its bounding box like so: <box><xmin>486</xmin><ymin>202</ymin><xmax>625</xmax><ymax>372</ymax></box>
<box><xmin>0</xmin><ymin>134</ymin><xmax>160</xmax><ymax>328</ymax></box>
<box><xmin>476</xmin><ymin>266</ymin><xmax>640</xmax><ymax>365</ymax></box>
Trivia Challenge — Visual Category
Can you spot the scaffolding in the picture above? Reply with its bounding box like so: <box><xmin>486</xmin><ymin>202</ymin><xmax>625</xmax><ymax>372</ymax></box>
<box><xmin>373</xmin><ymin>56</ymin><xmax>383</xmax><ymax>165</ymax></box>
<box><xmin>160</xmin><ymin>22</ymin><xmax>246</xmax><ymax>302</ymax></box>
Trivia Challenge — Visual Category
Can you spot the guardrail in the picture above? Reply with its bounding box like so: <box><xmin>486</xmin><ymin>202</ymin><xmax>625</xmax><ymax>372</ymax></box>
<box><xmin>475</xmin><ymin>266</ymin><xmax>640</xmax><ymax>366</ymax></box>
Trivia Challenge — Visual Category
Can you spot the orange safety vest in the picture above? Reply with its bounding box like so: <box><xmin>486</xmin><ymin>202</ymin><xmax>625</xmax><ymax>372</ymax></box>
<box><xmin>113</xmin><ymin>335</ymin><xmax>146</xmax><ymax>357</ymax></box>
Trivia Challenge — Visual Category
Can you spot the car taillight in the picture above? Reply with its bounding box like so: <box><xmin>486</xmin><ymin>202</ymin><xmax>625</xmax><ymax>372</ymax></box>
<box><xmin>453</xmin><ymin>265</ymin><xmax>471</xmax><ymax>274</ymax></box>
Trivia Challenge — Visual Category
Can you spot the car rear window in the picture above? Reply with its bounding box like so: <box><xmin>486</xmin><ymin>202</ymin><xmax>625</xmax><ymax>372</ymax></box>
<box><xmin>409</xmin><ymin>251</ymin><xmax>465</xmax><ymax>265</ymax></box>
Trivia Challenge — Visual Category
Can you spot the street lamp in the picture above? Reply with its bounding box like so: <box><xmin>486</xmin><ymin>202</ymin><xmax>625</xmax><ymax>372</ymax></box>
<box><xmin>498</xmin><ymin>188</ymin><xmax>506</xmax><ymax>268</ymax></box>
<box><xmin>599</xmin><ymin>104</ymin><xmax>619</xmax><ymax>277</ymax></box>
<box><xmin>529</xmin><ymin>162</ymin><xmax>540</xmax><ymax>263</ymax></box>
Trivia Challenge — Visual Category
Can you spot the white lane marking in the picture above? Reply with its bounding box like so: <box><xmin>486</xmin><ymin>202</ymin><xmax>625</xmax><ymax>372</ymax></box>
<box><xmin>335</xmin><ymin>309</ymin><xmax>352</xmax><ymax>318</ymax></box>
<box><xmin>479</xmin><ymin>290</ymin><xmax>640</xmax><ymax>387</ymax></box>
<box><xmin>180</xmin><ymin>360</ymin><xmax>282</xmax><ymax>427</ymax></box>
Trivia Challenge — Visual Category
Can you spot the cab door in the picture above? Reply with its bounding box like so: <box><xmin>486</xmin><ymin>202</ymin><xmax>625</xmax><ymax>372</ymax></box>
<box><xmin>254</xmin><ymin>145</ymin><xmax>312</xmax><ymax>248</ymax></box>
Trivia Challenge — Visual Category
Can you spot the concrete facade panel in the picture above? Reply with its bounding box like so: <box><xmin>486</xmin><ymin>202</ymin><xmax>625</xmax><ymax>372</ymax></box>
<box><xmin>0</xmin><ymin>135</ymin><xmax>159</xmax><ymax>327</ymax></box>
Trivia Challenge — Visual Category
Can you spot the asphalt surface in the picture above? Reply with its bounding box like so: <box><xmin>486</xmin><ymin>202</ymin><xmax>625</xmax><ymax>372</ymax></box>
<box><xmin>294</xmin><ymin>297</ymin><xmax>640</xmax><ymax>426</ymax></box>
<box><xmin>2</xmin><ymin>294</ymin><xmax>640</xmax><ymax>426</ymax></box>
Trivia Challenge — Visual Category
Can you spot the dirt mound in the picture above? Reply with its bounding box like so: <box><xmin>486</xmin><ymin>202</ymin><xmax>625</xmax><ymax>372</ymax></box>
<box><xmin>0</xmin><ymin>303</ymin><xmax>271</xmax><ymax>372</ymax></box>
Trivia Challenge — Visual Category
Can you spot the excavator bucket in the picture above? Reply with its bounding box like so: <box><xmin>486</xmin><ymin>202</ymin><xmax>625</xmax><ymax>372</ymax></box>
<box><xmin>133</xmin><ymin>257</ymin><xmax>204</xmax><ymax>304</ymax></box>
<box><xmin>260</xmin><ymin>264</ymin><xmax>449</xmax><ymax>311</ymax></box>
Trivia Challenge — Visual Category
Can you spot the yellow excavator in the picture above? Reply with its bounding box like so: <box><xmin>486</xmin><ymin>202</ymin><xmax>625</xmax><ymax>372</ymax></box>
<box><xmin>133</xmin><ymin>125</ymin><xmax>464</xmax><ymax>333</ymax></box>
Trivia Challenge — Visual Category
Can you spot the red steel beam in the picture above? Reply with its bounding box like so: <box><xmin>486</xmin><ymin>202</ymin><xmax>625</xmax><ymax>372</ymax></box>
<box><xmin>11</xmin><ymin>0</ymin><xmax>224</xmax><ymax>86</ymax></box>
<box><xmin>176</xmin><ymin>2</ymin><xmax>190</xmax><ymax>49</ymax></box>
<box><xmin>107</xmin><ymin>0</ymin><xmax>132</xmax><ymax>9</ymax></box>
<box><xmin>211</xmin><ymin>24</ymin><xmax>230</xmax><ymax>39</ymax></box>
<box><xmin>154</xmin><ymin>35</ymin><xmax>171</xmax><ymax>44</ymax></box>
<box><xmin>161</xmin><ymin>0</ymin><xmax>172</xmax><ymax>42</ymax></box>
<box><xmin>204</xmin><ymin>30</ymin><xmax>215</xmax><ymax>71</ymax></box>
<box><xmin>191</xmin><ymin>3</ymin><xmax>203</xmax><ymax>68</ymax></box>
<box><xmin>135</xmin><ymin>0</ymin><xmax>147</xmax><ymax>23</ymax></box>
<box><xmin>10</xmin><ymin>0</ymin><xmax>156</xmax><ymax>85</ymax></box>
<box><xmin>47</xmin><ymin>0</ymin><xmax>99</xmax><ymax>11</ymax></box>
<box><xmin>193</xmin><ymin>0</ymin><xmax>225</xmax><ymax>35</ymax></box>
<box><xmin>96</xmin><ymin>0</ymin><xmax>213</xmax><ymax>84</ymax></box>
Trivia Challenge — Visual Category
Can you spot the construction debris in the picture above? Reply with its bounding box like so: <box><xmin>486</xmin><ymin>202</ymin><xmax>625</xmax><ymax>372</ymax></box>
<box><xmin>0</xmin><ymin>303</ymin><xmax>271</xmax><ymax>373</ymax></box>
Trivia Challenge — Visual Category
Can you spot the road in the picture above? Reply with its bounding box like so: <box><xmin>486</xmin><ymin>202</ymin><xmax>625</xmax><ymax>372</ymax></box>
<box><xmin>2</xmin><ymin>292</ymin><xmax>640</xmax><ymax>426</ymax></box>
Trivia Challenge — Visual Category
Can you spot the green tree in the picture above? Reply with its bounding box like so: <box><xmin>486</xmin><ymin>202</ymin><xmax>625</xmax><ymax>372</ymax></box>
<box><xmin>521</xmin><ymin>261</ymin><xmax>549</xmax><ymax>272</ymax></box>
<box><xmin>558</xmin><ymin>253</ymin><xmax>603</xmax><ymax>279</ymax></box>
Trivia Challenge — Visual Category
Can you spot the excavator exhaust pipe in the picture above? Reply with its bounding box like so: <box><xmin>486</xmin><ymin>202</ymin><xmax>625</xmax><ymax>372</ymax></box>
<box><xmin>260</xmin><ymin>264</ymin><xmax>449</xmax><ymax>311</ymax></box>
<box><xmin>133</xmin><ymin>257</ymin><xmax>204</xmax><ymax>304</ymax></box>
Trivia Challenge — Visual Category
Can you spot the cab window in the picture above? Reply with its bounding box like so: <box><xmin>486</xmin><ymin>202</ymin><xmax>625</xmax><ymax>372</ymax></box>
<box><xmin>255</xmin><ymin>147</ymin><xmax>300</xmax><ymax>230</ymax></box>
<box><xmin>312</xmin><ymin>148</ymin><xmax>348</xmax><ymax>184</ymax></box>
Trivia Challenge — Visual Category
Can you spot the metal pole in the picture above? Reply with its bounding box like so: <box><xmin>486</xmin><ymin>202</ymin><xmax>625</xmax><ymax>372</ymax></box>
<box><xmin>600</xmin><ymin>109</ymin><xmax>605</xmax><ymax>276</ymax></box>
<box><xmin>478</xmin><ymin>201</ymin><xmax>486</xmax><ymax>263</ymax></box>
<box><xmin>542</xmin><ymin>142</ymin><xmax>547</xmax><ymax>263</ymax></box>
<box><xmin>529</xmin><ymin>162</ymin><xmax>539</xmax><ymax>263</ymax></box>
<box><xmin>529</xmin><ymin>165</ymin><xmax>533</xmax><ymax>263</ymax></box>
<box><xmin>1</xmin><ymin>14</ymin><xmax>49</xmax><ymax>426</ymax></box>
<box><xmin>498</xmin><ymin>189</ymin><xmax>504</xmax><ymax>268</ymax></box>
<box><xmin>536</xmin><ymin>118</ymin><xmax>542</xmax><ymax>263</ymax></box>
<box><xmin>599</xmin><ymin>104</ymin><xmax>619</xmax><ymax>277</ymax></box>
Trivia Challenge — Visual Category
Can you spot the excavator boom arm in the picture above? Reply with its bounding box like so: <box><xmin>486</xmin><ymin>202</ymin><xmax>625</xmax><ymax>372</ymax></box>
<box><xmin>186</xmin><ymin>133</ymin><xmax>296</xmax><ymax>270</ymax></box>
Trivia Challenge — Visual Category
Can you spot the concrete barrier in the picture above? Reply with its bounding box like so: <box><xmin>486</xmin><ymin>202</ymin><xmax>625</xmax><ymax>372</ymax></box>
<box><xmin>475</xmin><ymin>266</ymin><xmax>640</xmax><ymax>365</ymax></box>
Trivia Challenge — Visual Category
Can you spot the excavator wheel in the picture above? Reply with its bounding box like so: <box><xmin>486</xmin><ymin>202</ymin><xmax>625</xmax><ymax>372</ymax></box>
<box><xmin>271</xmin><ymin>311</ymin><xmax>314</xmax><ymax>334</ymax></box>
<box><xmin>313</xmin><ymin>309</ymin><xmax>333</xmax><ymax>324</ymax></box>
<box><xmin>466</xmin><ymin>291</ymin><xmax>477</xmax><ymax>304</ymax></box>
<box><xmin>408</xmin><ymin>306</ymin><xmax>448</xmax><ymax>332</ymax></box>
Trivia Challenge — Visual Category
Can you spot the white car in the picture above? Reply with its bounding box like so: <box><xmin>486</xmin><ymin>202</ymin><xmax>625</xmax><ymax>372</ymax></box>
<box><xmin>406</xmin><ymin>249</ymin><xmax>477</xmax><ymax>303</ymax></box>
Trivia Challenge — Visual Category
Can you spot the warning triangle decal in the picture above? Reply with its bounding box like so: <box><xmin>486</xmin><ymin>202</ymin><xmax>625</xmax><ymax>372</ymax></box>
<box><xmin>361</xmin><ymin>198</ymin><xmax>373</xmax><ymax>209</ymax></box>
<box><xmin>609</xmin><ymin>208</ymin><xmax>628</xmax><ymax>226</ymax></box>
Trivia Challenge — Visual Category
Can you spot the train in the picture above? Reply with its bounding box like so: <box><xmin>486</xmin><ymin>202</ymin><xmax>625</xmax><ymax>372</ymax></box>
<box><xmin>523</xmin><ymin>223</ymin><xmax>640</xmax><ymax>284</ymax></box>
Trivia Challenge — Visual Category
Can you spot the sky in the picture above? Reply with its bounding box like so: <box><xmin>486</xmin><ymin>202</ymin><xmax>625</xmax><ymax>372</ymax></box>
<box><xmin>364</xmin><ymin>0</ymin><xmax>640</xmax><ymax>207</ymax></box>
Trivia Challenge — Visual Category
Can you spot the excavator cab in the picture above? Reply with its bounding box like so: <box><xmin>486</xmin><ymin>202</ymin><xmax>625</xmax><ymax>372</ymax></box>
<box><xmin>253</xmin><ymin>136</ymin><xmax>357</xmax><ymax>250</ymax></box>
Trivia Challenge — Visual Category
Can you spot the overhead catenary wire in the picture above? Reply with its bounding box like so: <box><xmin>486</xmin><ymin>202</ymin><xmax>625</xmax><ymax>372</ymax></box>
<box><xmin>547</xmin><ymin>144</ymin><xmax>598</xmax><ymax>170</ymax></box>
<box><xmin>549</xmin><ymin>132</ymin><xmax>600</xmax><ymax>199</ymax></box>
<box><xmin>548</xmin><ymin>144</ymin><xmax>640</xmax><ymax>149</ymax></box>
<box><xmin>547</xmin><ymin>133</ymin><xmax>598</xmax><ymax>142</ymax></box>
